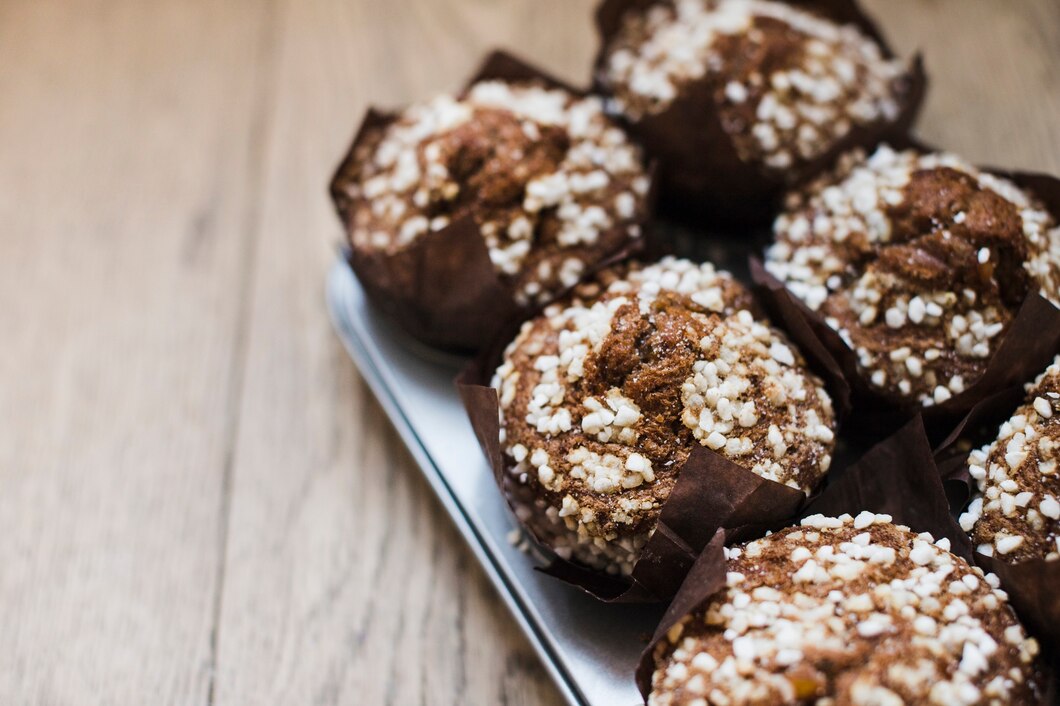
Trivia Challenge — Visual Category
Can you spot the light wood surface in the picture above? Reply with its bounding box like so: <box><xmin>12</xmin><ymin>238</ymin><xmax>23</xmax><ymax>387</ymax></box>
<box><xmin>0</xmin><ymin>1</ymin><xmax>1056</xmax><ymax>704</ymax></box>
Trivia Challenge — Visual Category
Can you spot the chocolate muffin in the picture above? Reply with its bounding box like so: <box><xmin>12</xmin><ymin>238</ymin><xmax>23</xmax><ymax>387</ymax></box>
<box><xmin>766</xmin><ymin>146</ymin><xmax>1060</xmax><ymax>409</ymax></box>
<box><xmin>648</xmin><ymin>513</ymin><xmax>1045</xmax><ymax>705</ymax></box>
<box><xmin>493</xmin><ymin>257</ymin><xmax>836</xmax><ymax>576</ymax></box>
<box><xmin>959</xmin><ymin>356</ymin><xmax>1060</xmax><ymax>563</ymax></box>
<box><xmin>594</xmin><ymin>0</ymin><xmax>922</xmax><ymax>223</ymax></box>
<box><xmin>332</xmin><ymin>78</ymin><xmax>651</xmax><ymax>349</ymax></box>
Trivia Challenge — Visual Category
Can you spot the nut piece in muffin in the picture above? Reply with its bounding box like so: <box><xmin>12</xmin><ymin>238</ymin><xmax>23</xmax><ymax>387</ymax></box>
<box><xmin>649</xmin><ymin>513</ymin><xmax>1044</xmax><ymax>705</ymax></box>
<box><xmin>595</xmin><ymin>0</ymin><xmax>918</xmax><ymax>220</ymax></box>
<box><xmin>766</xmin><ymin>145</ymin><xmax>1060</xmax><ymax>409</ymax></box>
<box><xmin>335</xmin><ymin>79</ymin><xmax>651</xmax><ymax>310</ymax></box>
<box><xmin>960</xmin><ymin>355</ymin><xmax>1060</xmax><ymax>563</ymax></box>
<box><xmin>493</xmin><ymin>257</ymin><xmax>836</xmax><ymax>576</ymax></box>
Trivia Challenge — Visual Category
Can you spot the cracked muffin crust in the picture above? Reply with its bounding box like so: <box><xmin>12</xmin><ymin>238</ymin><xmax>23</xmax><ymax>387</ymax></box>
<box><xmin>493</xmin><ymin>257</ymin><xmax>836</xmax><ymax>575</ymax></box>
<box><xmin>598</xmin><ymin>0</ymin><xmax>911</xmax><ymax>174</ymax></box>
<box><xmin>649</xmin><ymin>513</ymin><xmax>1044</xmax><ymax>706</ymax></box>
<box><xmin>766</xmin><ymin>146</ymin><xmax>1060</xmax><ymax>409</ymax></box>
<box><xmin>960</xmin><ymin>355</ymin><xmax>1060</xmax><ymax>563</ymax></box>
<box><xmin>337</xmin><ymin>80</ymin><xmax>651</xmax><ymax>307</ymax></box>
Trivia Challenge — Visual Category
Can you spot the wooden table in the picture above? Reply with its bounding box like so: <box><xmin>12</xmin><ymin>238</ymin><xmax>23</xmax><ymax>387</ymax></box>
<box><xmin>1</xmin><ymin>1</ymin><xmax>1057</xmax><ymax>703</ymax></box>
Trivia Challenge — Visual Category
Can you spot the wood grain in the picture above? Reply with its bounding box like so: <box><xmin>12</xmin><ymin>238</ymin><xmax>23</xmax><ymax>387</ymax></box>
<box><xmin>0</xmin><ymin>1</ymin><xmax>272</xmax><ymax>704</ymax></box>
<box><xmin>0</xmin><ymin>1</ymin><xmax>1056</xmax><ymax>705</ymax></box>
<box><xmin>212</xmin><ymin>1</ymin><xmax>589</xmax><ymax>704</ymax></box>
<box><xmin>863</xmin><ymin>0</ymin><xmax>1060</xmax><ymax>174</ymax></box>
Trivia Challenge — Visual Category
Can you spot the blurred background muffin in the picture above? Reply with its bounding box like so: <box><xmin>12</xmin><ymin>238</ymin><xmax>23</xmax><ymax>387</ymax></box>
<box><xmin>594</xmin><ymin>0</ymin><xmax>923</xmax><ymax>224</ymax></box>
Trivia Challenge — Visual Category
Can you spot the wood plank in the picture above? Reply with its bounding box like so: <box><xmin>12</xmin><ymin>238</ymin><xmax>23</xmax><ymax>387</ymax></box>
<box><xmin>0</xmin><ymin>1</ymin><xmax>274</xmax><ymax>703</ymax></box>
<box><xmin>212</xmin><ymin>1</ymin><xmax>593</xmax><ymax>703</ymax></box>
<box><xmin>862</xmin><ymin>0</ymin><xmax>1060</xmax><ymax>173</ymax></box>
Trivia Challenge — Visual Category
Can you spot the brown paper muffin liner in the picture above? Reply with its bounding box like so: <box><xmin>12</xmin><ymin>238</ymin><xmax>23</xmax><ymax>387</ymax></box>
<box><xmin>635</xmin><ymin>416</ymin><xmax>1057</xmax><ymax>702</ymax></box>
<box><xmin>591</xmin><ymin>0</ymin><xmax>927</xmax><ymax>227</ymax></box>
<box><xmin>751</xmin><ymin>164</ymin><xmax>1060</xmax><ymax>442</ymax></box>
<box><xmin>330</xmin><ymin>50</ymin><xmax>652</xmax><ymax>352</ymax></box>
<box><xmin>456</xmin><ymin>308</ymin><xmax>814</xmax><ymax>603</ymax></box>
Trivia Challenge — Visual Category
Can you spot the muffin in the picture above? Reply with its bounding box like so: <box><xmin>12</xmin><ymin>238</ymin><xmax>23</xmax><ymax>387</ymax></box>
<box><xmin>594</xmin><ymin>0</ymin><xmax>922</xmax><ymax>223</ymax></box>
<box><xmin>492</xmin><ymin>257</ymin><xmax>836</xmax><ymax>576</ymax></box>
<box><xmin>959</xmin><ymin>356</ymin><xmax>1060</xmax><ymax>563</ymax></box>
<box><xmin>331</xmin><ymin>69</ymin><xmax>652</xmax><ymax>350</ymax></box>
<box><xmin>765</xmin><ymin>145</ymin><xmax>1060</xmax><ymax>410</ymax></box>
<box><xmin>647</xmin><ymin>513</ymin><xmax>1044</xmax><ymax>705</ymax></box>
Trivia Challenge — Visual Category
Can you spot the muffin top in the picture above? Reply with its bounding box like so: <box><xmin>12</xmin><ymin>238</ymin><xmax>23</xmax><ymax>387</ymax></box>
<box><xmin>766</xmin><ymin>146</ymin><xmax>1060</xmax><ymax>408</ymax></box>
<box><xmin>340</xmin><ymin>80</ymin><xmax>651</xmax><ymax>305</ymax></box>
<box><xmin>960</xmin><ymin>356</ymin><xmax>1060</xmax><ymax>563</ymax></box>
<box><xmin>649</xmin><ymin>513</ymin><xmax>1043</xmax><ymax>706</ymax></box>
<box><xmin>493</xmin><ymin>257</ymin><xmax>835</xmax><ymax>575</ymax></box>
<box><xmin>598</xmin><ymin>0</ymin><xmax>909</xmax><ymax>171</ymax></box>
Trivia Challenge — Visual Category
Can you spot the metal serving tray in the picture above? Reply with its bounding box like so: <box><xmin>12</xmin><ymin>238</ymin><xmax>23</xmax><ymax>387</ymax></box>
<box><xmin>328</xmin><ymin>258</ymin><xmax>664</xmax><ymax>706</ymax></box>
